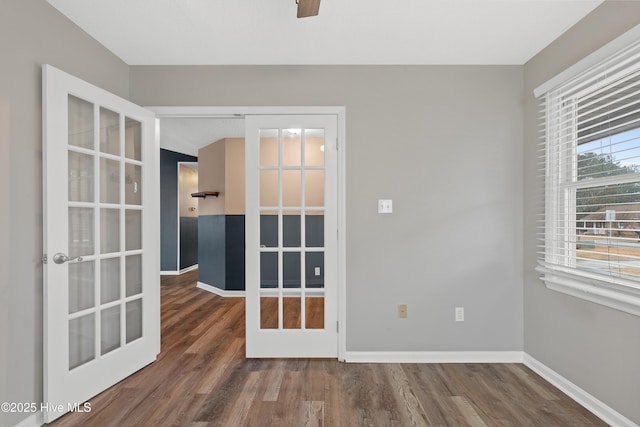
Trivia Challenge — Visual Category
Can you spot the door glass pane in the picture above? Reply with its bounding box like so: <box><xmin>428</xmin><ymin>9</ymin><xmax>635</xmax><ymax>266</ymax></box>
<box><xmin>126</xmin><ymin>299</ymin><xmax>143</xmax><ymax>343</ymax></box>
<box><xmin>126</xmin><ymin>254</ymin><xmax>142</xmax><ymax>297</ymax></box>
<box><xmin>305</xmin><ymin>296</ymin><xmax>324</xmax><ymax>329</ymax></box>
<box><xmin>305</xmin><ymin>170</ymin><xmax>324</xmax><ymax>207</ymax></box>
<box><xmin>69</xmin><ymin>207</ymin><xmax>95</xmax><ymax>256</ymax></box>
<box><xmin>125</xmin><ymin>117</ymin><xmax>142</xmax><ymax>161</ymax></box>
<box><xmin>100</xmin><ymin>158</ymin><xmax>120</xmax><ymax>204</ymax></box>
<box><xmin>68</xmin><ymin>261</ymin><xmax>95</xmax><ymax>314</ymax></box>
<box><xmin>306</xmin><ymin>252</ymin><xmax>324</xmax><ymax>289</ymax></box>
<box><xmin>260</xmin><ymin>252</ymin><xmax>278</xmax><ymax>289</ymax></box>
<box><xmin>283</xmin><ymin>170</ymin><xmax>301</xmax><ymax>207</ymax></box>
<box><xmin>260</xmin><ymin>211</ymin><xmax>278</xmax><ymax>248</ymax></box>
<box><xmin>100</xmin><ymin>107</ymin><xmax>120</xmax><ymax>155</ymax></box>
<box><xmin>283</xmin><ymin>252</ymin><xmax>301</xmax><ymax>289</ymax></box>
<box><xmin>100</xmin><ymin>257</ymin><xmax>120</xmax><ymax>304</ymax></box>
<box><xmin>68</xmin><ymin>151</ymin><xmax>94</xmax><ymax>202</ymax></box>
<box><xmin>101</xmin><ymin>306</ymin><xmax>121</xmax><ymax>355</ymax></box>
<box><xmin>283</xmin><ymin>296</ymin><xmax>301</xmax><ymax>329</ymax></box>
<box><xmin>100</xmin><ymin>208</ymin><xmax>120</xmax><ymax>254</ymax></box>
<box><xmin>69</xmin><ymin>313</ymin><xmax>95</xmax><ymax>370</ymax></box>
<box><xmin>260</xmin><ymin>129</ymin><xmax>279</xmax><ymax>167</ymax></box>
<box><xmin>260</xmin><ymin>296</ymin><xmax>278</xmax><ymax>329</ymax></box>
<box><xmin>125</xmin><ymin>210</ymin><xmax>142</xmax><ymax>250</ymax></box>
<box><xmin>304</xmin><ymin>129</ymin><xmax>325</xmax><ymax>167</ymax></box>
<box><xmin>260</xmin><ymin>170</ymin><xmax>279</xmax><ymax>207</ymax></box>
<box><xmin>68</xmin><ymin>95</ymin><xmax>94</xmax><ymax>150</ymax></box>
<box><xmin>125</xmin><ymin>163</ymin><xmax>142</xmax><ymax>205</ymax></box>
<box><xmin>305</xmin><ymin>211</ymin><xmax>324</xmax><ymax>248</ymax></box>
<box><xmin>283</xmin><ymin>129</ymin><xmax>301</xmax><ymax>167</ymax></box>
<box><xmin>283</xmin><ymin>213</ymin><xmax>301</xmax><ymax>247</ymax></box>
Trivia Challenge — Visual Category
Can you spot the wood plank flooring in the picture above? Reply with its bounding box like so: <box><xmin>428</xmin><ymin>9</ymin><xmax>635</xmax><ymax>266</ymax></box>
<box><xmin>50</xmin><ymin>270</ymin><xmax>607</xmax><ymax>426</ymax></box>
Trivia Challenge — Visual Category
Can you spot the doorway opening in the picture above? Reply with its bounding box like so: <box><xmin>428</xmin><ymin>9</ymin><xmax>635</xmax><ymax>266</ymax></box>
<box><xmin>153</xmin><ymin>107</ymin><xmax>346</xmax><ymax>360</ymax></box>
<box><xmin>178</xmin><ymin>162</ymin><xmax>198</xmax><ymax>273</ymax></box>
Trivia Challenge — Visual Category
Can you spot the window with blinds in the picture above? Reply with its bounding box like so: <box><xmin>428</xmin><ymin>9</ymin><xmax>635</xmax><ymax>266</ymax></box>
<box><xmin>537</xmin><ymin>34</ymin><xmax>640</xmax><ymax>315</ymax></box>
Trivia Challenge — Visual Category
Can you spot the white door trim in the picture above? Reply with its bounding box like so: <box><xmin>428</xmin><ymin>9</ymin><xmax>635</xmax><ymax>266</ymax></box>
<box><xmin>149</xmin><ymin>106</ymin><xmax>347</xmax><ymax>361</ymax></box>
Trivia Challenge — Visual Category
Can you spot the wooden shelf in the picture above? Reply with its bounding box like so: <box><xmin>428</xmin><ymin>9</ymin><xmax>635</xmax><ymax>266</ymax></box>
<box><xmin>191</xmin><ymin>191</ymin><xmax>220</xmax><ymax>198</ymax></box>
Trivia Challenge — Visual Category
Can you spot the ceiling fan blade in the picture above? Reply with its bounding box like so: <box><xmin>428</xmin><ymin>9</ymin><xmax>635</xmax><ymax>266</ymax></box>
<box><xmin>297</xmin><ymin>0</ymin><xmax>320</xmax><ymax>18</ymax></box>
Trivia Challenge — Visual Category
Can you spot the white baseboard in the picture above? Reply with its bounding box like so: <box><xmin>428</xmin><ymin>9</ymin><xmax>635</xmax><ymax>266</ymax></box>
<box><xmin>13</xmin><ymin>411</ymin><xmax>43</xmax><ymax>427</ymax></box>
<box><xmin>180</xmin><ymin>264</ymin><xmax>198</xmax><ymax>274</ymax></box>
<box><xmin>344</xmin><ymin>351</ymin><xmax>524</xmax><ymax>364</ymax></box>
<box><xmin>196</xmin><ymin>281</ymin><xmax>245</xmax><ymax>297</ymax></box>
<box><xmin>160</xmin><ymin>270</ymin><xmax>179</xmax><ymax>276</ymax></box>
<box><xmin>523</xmin><ymin>353</ymin><xmax>637</xmax><ymax>427</ymax></box>
<box><xmin>161</xmin><ymin>265</ymin><xmax>198</xmax><ymax>276</ymax></box>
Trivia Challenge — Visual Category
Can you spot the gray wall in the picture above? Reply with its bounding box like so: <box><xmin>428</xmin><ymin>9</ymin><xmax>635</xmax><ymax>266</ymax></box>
<box><xmin>523</xmin><ymin>2</ymin><xmax>640</xmax><ymax>424</ymax></box>
<box><xmin>0</xmin><ymin>1</ymin><xmax>130</xmax><ymax>426</ymax></box>
<box><xmin>15</xmin><ymin>1</ymin><xmax>640</xmax><ymax>425</ymax></box>
<box><xmin>131</xmin><ymin>65</ymin><xmax>524</xmax><ymax>352</ymax></box>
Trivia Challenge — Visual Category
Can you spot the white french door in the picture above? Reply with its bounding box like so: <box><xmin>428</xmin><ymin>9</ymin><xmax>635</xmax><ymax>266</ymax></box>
<box><xmin>42</xmin><ymin>65</ymin><xmax>159</xmax><ymax>423</ymax></box>
<box><xmin>245</xmin><ymin>115</ymin><xmax>338</xmax><ymax>358</ymax></box>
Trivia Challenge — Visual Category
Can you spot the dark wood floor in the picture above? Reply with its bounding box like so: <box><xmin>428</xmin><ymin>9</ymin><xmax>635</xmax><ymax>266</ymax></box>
<box><xmin>50</xmin><ymin>270</ymin><xmax>606</xmax><ymax>426</ymax></box>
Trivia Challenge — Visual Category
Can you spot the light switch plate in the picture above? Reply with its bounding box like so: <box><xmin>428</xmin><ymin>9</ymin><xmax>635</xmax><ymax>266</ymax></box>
<box><xmin>378</xmin><ymin>199</ymin><xmax>393</xmax><ymax>214</ymax></box>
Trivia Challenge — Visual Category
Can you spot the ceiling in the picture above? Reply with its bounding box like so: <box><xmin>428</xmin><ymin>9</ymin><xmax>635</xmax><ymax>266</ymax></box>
<box><xmin>47</xmin><ymin>0</ymin><xmax>604</xmax><ymax>66</ymax></box>
<box><xmin>47</xmin><ymin>0</ymin><xmax>605</xmax><ymax>155</ymax></box>
<box><xmin>160</xmin><ymin>117</ymin><xmax>245</xmax><ymax>156</ymax></box>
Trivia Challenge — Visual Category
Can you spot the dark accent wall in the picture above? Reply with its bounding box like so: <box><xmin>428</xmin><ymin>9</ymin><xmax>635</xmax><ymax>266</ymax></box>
<box><xmin>198</xmin><ymin>214</ymin><xmax>246</xmax><ymax>291</ymax></box>
<box><xmin>225</xmin><ymin>215</ymin><xmax>246</xmax><ymax>290</ymax></box>
<box><xmin>160</xmin><ymin>149</ymin><xmax>197</xmax><ymax>271</ymax></box>
<box><xmin>198</xmin><ymin>215</ymin><xmax>323</xmax><ymax>291</ymax></box>
<box><xmin>198</xmin><ymin>215</ymin><xmax>226</xmax><ymax>288</ymax></box>
<box><xmin>180</xmin><ymin>217</ymin><xmax>198</xmax><ymax>269</ymax></box>
<box><xmin>259</xmin><ymin>215</ymin><xmax>325</xmax><ymax>289</ymax></box>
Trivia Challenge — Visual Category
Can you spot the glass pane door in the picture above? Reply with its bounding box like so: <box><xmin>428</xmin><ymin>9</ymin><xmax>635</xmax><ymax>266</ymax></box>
<box><xmin>67</xmin><ymin>95</ymin><xmax>145</xmax><ymax>369</ymax></box>
<box><xmin>44</xmin><ymin>64</ymin><xmax>158</xmax><ymax>424</ymax></box>
<box><xmin>245</xmin><ymin>115</ymin><xmax>338</xmax><ymax>358</ymax></box>
<box><xmin>258</xmin><ymin>128</ymin><xmax>326</xmax><ymax>330</ymax></box>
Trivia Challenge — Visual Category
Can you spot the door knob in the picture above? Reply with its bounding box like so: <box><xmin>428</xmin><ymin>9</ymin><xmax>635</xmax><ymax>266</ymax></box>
<box><xmin>52</xmin><ymin>253</ymin><xmax>83</xmax><ymax>264</ymax></box>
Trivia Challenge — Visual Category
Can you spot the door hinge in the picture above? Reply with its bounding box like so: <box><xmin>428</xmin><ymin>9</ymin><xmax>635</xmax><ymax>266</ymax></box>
<box><xmin>42</xmin><ymin>254</ymin><xmax>48</xmax><ymax>264</ymax></box>
<box><xmin>336</xmin><ymin>321</ymin><xmax>339</xmax><ymax>333</ymax></box>
<box><xmin>336</xmin><ymin>138</ymin><xmax>339</xmax><ymax>151</ymax></box>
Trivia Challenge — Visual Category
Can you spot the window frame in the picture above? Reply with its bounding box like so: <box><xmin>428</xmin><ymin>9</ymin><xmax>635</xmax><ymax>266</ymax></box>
<box><xmin>537</xmin><ymin>35</ymin><xmax>640</xmax><ymax>317</ymax></box>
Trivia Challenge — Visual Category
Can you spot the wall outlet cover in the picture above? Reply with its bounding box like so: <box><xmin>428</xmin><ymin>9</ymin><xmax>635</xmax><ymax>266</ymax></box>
<box><xmin>399</xmin><ymin>304</ymin><xmax>408</xmax><ymax>318</ymax></box>
<box><xmin>378</xmin><ymin>199</ymin><xmax>393</xmax><ymax>214</ymax></box>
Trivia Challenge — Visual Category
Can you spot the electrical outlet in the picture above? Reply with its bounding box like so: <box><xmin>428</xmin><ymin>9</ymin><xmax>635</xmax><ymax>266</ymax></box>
<box><xmin>398</xmin><ymin>304</ymin><xmax>408</xmax><ymax>318</ymax></box>
<box><xmin>455</xmin><ymin>307</ymin><xmax>464</xmax><ymax>322</ymax></box>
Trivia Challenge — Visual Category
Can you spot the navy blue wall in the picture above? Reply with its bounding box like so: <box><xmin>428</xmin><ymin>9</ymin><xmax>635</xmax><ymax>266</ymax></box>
<box><xmin>198</xmin><ymin>215</ymin><xmax>226</xmax><ymax>288</ymax></box>
<box><xmin>198</xmin><ymin>214</ymin><xmax>246</xmax><ymax>291</ymax></box>
<box><xmin>160</xmin><ymin>149</ymin><xmax>197</xmax><ymax>271</ymax></box>
<box><xmin>180</xmin><ymin>217</ymin><xmax>199</xmax><ymax>269</ymax></box>
<box><xmin>225</xmin><ymin>215</ymin><xmax>246</xmax><ymax>291</ymax></box>
<box><xmin>198</xmin><ymin>214</ymin><xmax>324</xmax><ymax>291</ymax></box>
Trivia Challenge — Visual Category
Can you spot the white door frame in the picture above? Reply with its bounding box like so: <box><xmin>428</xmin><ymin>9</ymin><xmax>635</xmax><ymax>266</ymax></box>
<box><xmin>149</xmin><ymin>106</ymin><xmax>347</xmax><ymax>361</ymax></box>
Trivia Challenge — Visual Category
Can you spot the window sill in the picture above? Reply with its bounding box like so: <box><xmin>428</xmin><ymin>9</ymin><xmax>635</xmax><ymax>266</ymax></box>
<box><xmin>535</xmin><ymin>262</ymin><xmax>640</xmax><ymax>317</ymax></box>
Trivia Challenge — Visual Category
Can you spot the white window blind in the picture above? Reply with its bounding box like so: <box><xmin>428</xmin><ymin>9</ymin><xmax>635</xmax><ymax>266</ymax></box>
<box><xmin>537</xmin><ymin>35</ymin><xmax>640</xmax><ymax>316</ymax></box>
